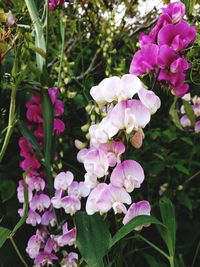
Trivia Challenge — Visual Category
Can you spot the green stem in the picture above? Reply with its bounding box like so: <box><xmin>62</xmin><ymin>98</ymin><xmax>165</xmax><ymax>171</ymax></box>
<box><xmin>0</xmin><ymin>85</ymin><xmax>17</xmax><ymax>162</ymax></box>
<box><xmin>138</xmin><ymin>235</ymin><xmax>170</xmax><ymax>261</ymax></box>
<box><xmin>10</xmin><ymin>237</ymin><xmax>29</xmax><ymax>267</ymax></box>
<box><xmin>58</xmin><ymin>13</ymin><xmax>65</xmax><ymax>87</ymax></box>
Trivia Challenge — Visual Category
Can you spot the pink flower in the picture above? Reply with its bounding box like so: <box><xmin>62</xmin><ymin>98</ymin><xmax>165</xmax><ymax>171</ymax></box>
<box><xmin>122</xmin><ymin>200</ymin><xmax>151</xmax><ymax>230</ymax></box>
<box><xmin>61</xmin><ymin>252</ymin><xmax>78</xmax><ymax>267</ymax></box>
<box><xmin>194</xmin><ymin>121</ymin><xmax>200</xmax><ymax>133</ymax></box>
<box><xmin>138</xmin><ymin>88</ymin><xmax>161</xmax><ymax>114</ymax></box>
<box><xmin>180</xmin><ymin>115</ymin><xmax>191</xmax><ymax>127</ymax></box>
<box><xmin>51</xmin><ymin>189</ymin><xmax>63</xmax><ymax>209</ymax></box>
<box><xmin>30</xmin><ymin>193</ymin><xmax>51</xmax><ymax>212</ymax></box>
<box><xmin>83</xmin><ymin>148</ymin><xmax>109</xmax><ymax>178</ymax></box>
<box><xmin>86</xmin><ymin>183</ymin><xmax>131</xmax><ymax>215</ymax></box>
<box><xmin>54</xmin><ymin>171</ymin><xmax>74</xmax><ymax>191</ymax></box>
<box><xmin>41</xmin><ymin>210</ymin><xmax>56</xmax><ymax>227</ymax></box>
<box><xmin>68</xmin><ymin>181</ymin><xmax>90</xmax><ymax>198</ymax></box>
<box><xmin>26</xmin><ymin>231</ymin><xmax>44</xmax><ymax>259</ymax></box>
<box><xmin>110</xmin><ymin>160</ymin><xmax>144</xmax><ymax>192</ymax></box>
<box><xmin>34</xmin><ymin>238</ymin><xmax>58</xmax><ymax>266</ymax></box>
<box><xmin>54</xmin><ymin>118</ymin><xmax>65</xmax><ymax>135</ymax></box>
<box><xmin>61</xmin><ymin>195</ymin><xmax>81</xmax><ymax>215</ymax></box>
<box><xmin>24</xmin><ymin>209</ymin><xmax>41</xmax><ymax>226</ymax></box>
<box><xmin>49</xmin><ymin>0</ymin><xmax>64</xmax><ymax>12</ymax></box>
<box><xmin>56</xmin><ymin>223</ymin><xmax>76</xmax><ymax>247</ymax></box>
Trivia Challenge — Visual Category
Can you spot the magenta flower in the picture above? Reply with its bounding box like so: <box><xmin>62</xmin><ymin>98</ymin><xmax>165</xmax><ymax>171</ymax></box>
<box><xmin>161</xmin><ymin>1</ymin><xmax>185</xmax><ymax>24</ymax></box>
<box><xmin>129</xmin><ymin>44</ymin><xmax>159</xmax><ymax>75</ymax></box>
<box><xmin>54</xmin><ymin>118</ymin><xmax>65</xmax><ymax>135</ymax></box>
<box><xmin>158</xmin><ymin>21</ymin><xmax>196</xmax><ymax>52</ymax></box>
<box><xmin>122</xmin><ymin>200</ymin><xmax>151</xmax><ymax>230</ymax></box>
<box><xmin>49</xmin><ymin>0</ymin><xmax>64</xmax><ymax>12</ymax></box>
<box><xmin>110</xmin><ymin>160</ymin><xmax>144</xmax><ymax>192</ymax></box>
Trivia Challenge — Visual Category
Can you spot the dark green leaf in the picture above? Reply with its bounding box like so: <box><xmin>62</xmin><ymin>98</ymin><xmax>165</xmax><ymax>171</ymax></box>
<box><xmin>110</xmin><ymin>215</ymin><xmax>163</xmax><ymax>248</ymax></box>
<box><xmin>0</xmin><ymin>180</ymin><xmax>16</xmax><ymax>202</ymax></box>
<box><xmin>0</xmin><ymin>227</ymin><xmax>11</xmax><ymax>248</ymax></box>
<box><xmin>159</xmin><ymin>197</ymin><xmax>176</xmax><ymax>257</ymax></box>
<box><xmin>41</xmin><ymin>89</ymin><xmax>54</xmax><ymax>196</ymax></box>
<box><xmin>75</xmin><ymin>211</ymin><xmax>111</xmax><ymax>267</ymax></box>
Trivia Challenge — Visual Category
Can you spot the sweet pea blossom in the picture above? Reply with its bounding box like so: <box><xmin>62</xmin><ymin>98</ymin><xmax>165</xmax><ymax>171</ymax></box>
<box><xmin>30</xmin><ymin>194</ymin><xmax>51</xmax><ymax>212</ymax></box>
<box><xmin>86</xmin><ymin>183</ymin><xmax>131</xmax><ymax>215</ymax></box>
<box><xmin>61</xmin><ymin>195</ymin><xmax>81</xmax><ymax>215</ymax></box>
<box><xmin>122</xmin><ymin>200</ymin><xmax>151</xmax><ymax>230</ymax></box>
<box><xmin>195</xmin><ymin>121</ymin><xmax>200</xmax><ymax>133</ymax></box>
<box><xmin>61</xmin><ymin>252</ymin><xmax>78</xmax><ymax>267</ymax></box>
<box><xmin>54</xmin><ymin>171</ymin><xmax>74</xmax><ymax>191</ymax></box>
<box><xmin>161</xmin><ymin>1</ymin><xmax>185</xmax><ymax>24</ymax></box>
<box><xmin>110</xmin><ymin>160</ymin><xmax>144</xmax><ymax>192</ymax></box>
<box><xmin>56</xmin><ymin>223</ymin><xmax>76</xmax><ymax>247</ymax></box>
<box><xmin>26</xmin><ymin>230</ymin><xmax>45</xmax><ymax>259</ymax></box>
<box><xmin>90</xmin><ymin>74</ymin><xmax>142</xmax><ymax>106</ymax></box>
<box><xmin>138</xmin><ymin>88</ymin><xmax>161</xmax><ymax>114</ymax></box>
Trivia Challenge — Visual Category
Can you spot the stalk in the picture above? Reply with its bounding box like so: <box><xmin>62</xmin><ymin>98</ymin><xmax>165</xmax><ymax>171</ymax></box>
<box><xmin>10</xmin><ymin>237</ymin><xmax>29</xmax><ymax>267</ymax></box>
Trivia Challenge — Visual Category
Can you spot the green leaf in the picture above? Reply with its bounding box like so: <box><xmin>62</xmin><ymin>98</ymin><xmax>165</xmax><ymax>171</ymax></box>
<box><xmin>41</xmin><ymin>89</ymin><xmax>54</xmax><ymax>196</ymax></box>
<box><xmin>143</xmin><ymin>253</ymin><xmax>168</xmax><ymax>267</ymax></box>
<box><xmin>159</xmin><ymin>197</ymin><xmax>176</xmax><ymax>257</ymax></box>
<box><xmin>183</xmin><ymin>100</ymin><xmax>196</xmax><ymax>126</ymax></box>
<box><xmin>11</xmin><ymin>170</ymin><xmax>29</xmax><ymax>236</ymax></box>
<box><xmin>110</xmin><ymin>215</ymin><xmax>163</xmax><ymax>248</ymax></box>
<box><xmin>0</xmin><ymin>180</ymin><xmax>16</xmax><ymax>202</ymax></box>
<box><xmin>18</xmin><ymin>121</ymin><xmax>44</xmax><ymax>159</ymax></box>
<box><xmin>0</xmin><ymin>227</ymin><xmax>11</xmax><ymax>248</ymax></box>
<box><xmin>28</xmin><ymin>43</ymin><xmax>46</xmax><ymax>59</ymax></box>
<box><xmin>75</xmin><ymin>211</ymin><xmax>111</xmax><ymax>267</ymax></box>
<box><xmin>169</xmin><ymin>97</ymin><xmax>183</xmax><ymax>130</ymax></box>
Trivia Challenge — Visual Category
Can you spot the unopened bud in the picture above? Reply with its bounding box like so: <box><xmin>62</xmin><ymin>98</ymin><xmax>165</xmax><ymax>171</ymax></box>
<box><xmin>74</xmin><ymin>139</ymin><xmax>86</xmax><ymax>149</ymax></box>
<box><xmin>81</xmin><ymin>124</ymin><xmax>89</xmax><ymax>132</ymax></box>
<box><xmin>130</xmin><ymin>130</ymin><xmax>144</xmax><ymax>149</ymax></box>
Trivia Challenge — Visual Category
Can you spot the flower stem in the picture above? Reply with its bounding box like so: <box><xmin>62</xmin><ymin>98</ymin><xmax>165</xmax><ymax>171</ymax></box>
<box><xmin>0</xmin><ymin>85</ymin><xmax>17</xmax><ymax>162</ymax></box>
<box><xmin>10</xmin><ymin>237</ymin><xmax>29</xmax><ymax>267</ymax></box>
<box><xmin>138</xmin><ymin>234</ymin><xmax>170</xmax><ymax>261</ymax></box>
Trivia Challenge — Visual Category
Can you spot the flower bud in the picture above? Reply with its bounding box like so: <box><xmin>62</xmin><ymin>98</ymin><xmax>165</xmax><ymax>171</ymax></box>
<box><xmin>130</xmin><ymin>130</ymin><xmax>144</xmax><ymax>149</ymax></box>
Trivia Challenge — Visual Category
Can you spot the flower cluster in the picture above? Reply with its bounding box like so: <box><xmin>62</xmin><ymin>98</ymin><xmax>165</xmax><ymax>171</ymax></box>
<box><xmin>18</xmin><ymin>88</ymin><xmax>65</xmax><ymax>226</ymax></box>
<box><xmin>75</xmin><ymin>74</ymin><xmax>160</xmax><ymax>225</ymax></box>
<box><xmin>180</xmin><ymin>93</ymin><xmax>200</xmax><ymax>133</ymax></box>
<box><xmin>17</xmin><ymin>89</ymin><xmax>79</xmax><ymax>266</ymax></box>
<box><xmin>129</xmin><ymin>1</ymin><xmax>196</xmax><ymax>97</ymax></box>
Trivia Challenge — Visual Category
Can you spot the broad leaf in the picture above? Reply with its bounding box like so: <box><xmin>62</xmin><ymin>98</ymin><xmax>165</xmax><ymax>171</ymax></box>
<box><xmin>0</xmin><ymin>227</ymin><xmax>11</xmax><ymax>248</ymax></box>
<box><xmin>0</xmin><ymin>180</ymin><xmax>15</xmax><ymax>202</ymax></box>
<box><xmin>110</xmin><ymin>215</ymin><xmax>163</xmax><ymax>248</ymax></box>
<box><xmin>75</xmin><ymin>211</ymin><xmax>111</xmax><ymax>267</ymax></box>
